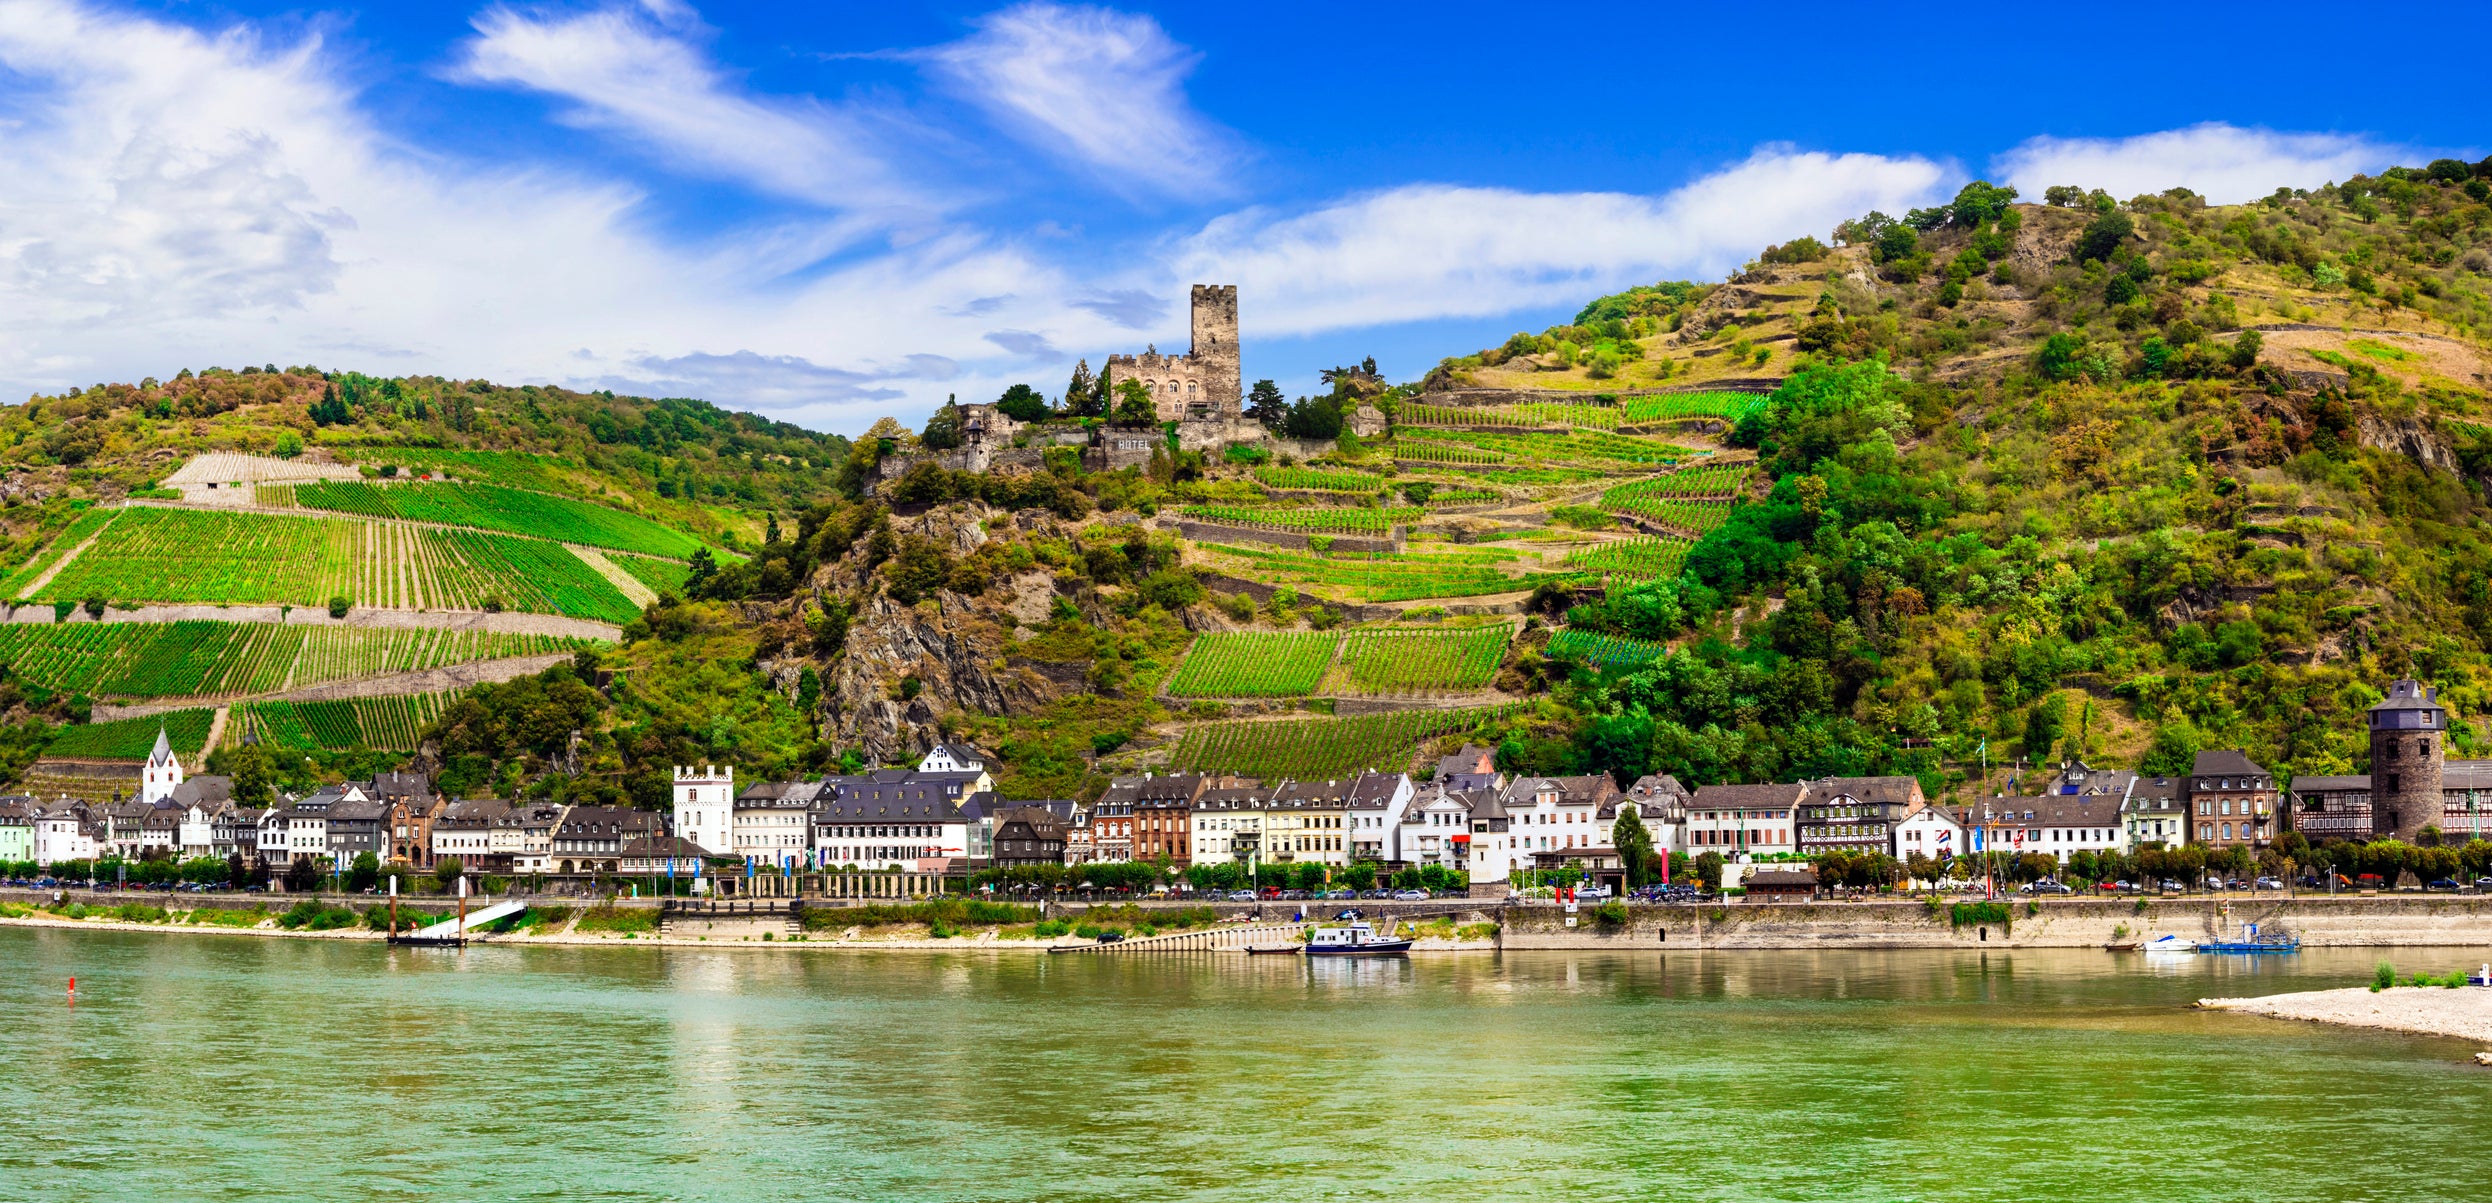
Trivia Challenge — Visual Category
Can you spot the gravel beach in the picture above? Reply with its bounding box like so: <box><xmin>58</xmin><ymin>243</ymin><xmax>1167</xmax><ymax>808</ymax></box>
<box><xmin>2201</xmin><ymin>984</ymin><xmax>2492</xmax><ymax>1044</ymax></box>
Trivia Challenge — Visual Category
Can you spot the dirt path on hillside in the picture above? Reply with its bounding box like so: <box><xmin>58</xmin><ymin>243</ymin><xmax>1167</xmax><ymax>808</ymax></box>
<box><xmin>15</xmin><ymin>508</ymin><xmax>122</xmax><ymax>601</ymax></box>
<box><xmin>91</xmin><ymin>653</ymin><xmax>574</xmax><ymax>721</ymax></box>
<box><xmin>202</xmin><ymin>706</ymin><xmax>229</xmax><ymax>751</ymax></box>
<box><xmin>568</xmin><ymin>544</ymin><xmax>658</xmax><ymax>607</ymax></box>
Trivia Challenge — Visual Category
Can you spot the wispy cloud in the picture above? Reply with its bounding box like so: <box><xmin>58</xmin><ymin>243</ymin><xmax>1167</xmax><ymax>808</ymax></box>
<box><xmin>450</xmin><ymin>4</ymin><xmax>921</xmax><ymax>210</ymax></box>
<box><xmin>1992</xmin><ymin>123</ymin><xmax>2409</xmax><ymax>205</ymax></box>
<box><xmin>1171</xmin><ymin>147</ymin><xmax>1951</xmax><ymax>337</ymax></box>
<box><xmin>922</xmin><ymin>3</ymin><xmax>1233</xmax><ymax>196</ymax></box>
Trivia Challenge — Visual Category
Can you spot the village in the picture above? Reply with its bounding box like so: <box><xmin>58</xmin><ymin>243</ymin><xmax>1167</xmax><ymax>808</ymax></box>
<box><xmin>8</xmin><ymin>678</ymin><xmax>2491</xmax><ymax>908</ymax></box>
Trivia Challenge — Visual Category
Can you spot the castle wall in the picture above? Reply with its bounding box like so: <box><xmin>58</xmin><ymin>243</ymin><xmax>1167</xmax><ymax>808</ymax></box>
<box><xmin>1101</xmin><ymin>284</ymin><xmax>1242</xmax><ymax>422</ymax></box>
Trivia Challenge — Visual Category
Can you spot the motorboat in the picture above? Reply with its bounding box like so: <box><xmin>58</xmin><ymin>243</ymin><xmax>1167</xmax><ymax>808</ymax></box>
<box><xmin>1305</xmin><ymin>922</ymin><xmax>1412</xmax><ymax>956</ymax></box>
<box><xmin>2141</xmin><ymin>934</ymin><xmax>2195</xmax><ymax>955</ymax></box>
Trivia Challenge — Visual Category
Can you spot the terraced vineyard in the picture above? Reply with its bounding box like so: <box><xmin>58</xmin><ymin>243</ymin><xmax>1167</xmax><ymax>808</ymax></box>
<box><xmin>1398</xmin><ymin>428</ymin><xmax>1697</xmax><ymax>469</ymax></box>
<box><xmin>36</xmin><ymin>508</ymin><xmax>640</xmax><ymax>623</ymax></box>
<box><xmin>1545</xmin><ymin>629</ymin><xmax>1671</xmax><ymax>670</ymax></box>
<box><xmin>1201</xmin><ymin>543</ymin><xmax>1565</xmax><ymax>603</ymax></box>
<box><xmin>1252</xmin><ymin>466</ymin><xmax>1386</xmax><ymax>493</ymax></box>
<box><xmin>1398</xmin><ymin>401</ymin><xmax>1623</xmax><ymax>431</ymax></box>
<box><xmin>47</xmin><ymin>708</ymin><xmax>215</xmax><ymax>759</ymax></box>
<box><xmin>0</xmin><ymin>622</ymin><xmax>588</xmax><ymax>698</ymax></box>
<box><xmin>2</xmin><ymin>505</ymin><xmax>123</xmax><ymax>599</ymax></box>
<box><xmin>1166</xmin><ymin>705</ymin><xmax>1509</xmax><ymax>779</ymax></box>
<box><xmin>237</xmin><ymin>691</ymin><xmax>460</xmax><ymax>752</ymax></box>
<box><xmin>1564</xmin><ymin>535</ymin><xmax>1691</xmax><ymax>581</ymax></box>
<box><xmin>1599</xmin><ymin>464</ymin><xmax>1750</xmax><ymax>534</ymax></box>
<box><xmin>1179</xmin><ymin>505</ymin><xmax>1419</xmax><ymax>534</ymax></box>
<box><xmin>1165</xmin><ymin>632</ymin><xmax>1339</xmax><ymax>697</ymax></box>
<box><xmin>265</xmin><ymin>480</ymin><xmax>702</xmax><ymax>558</ymax></box>
<box><xmin>1332</xmin><ymin>626</ymin><xmax>1511</xmax><ymax>693</ymax></box>
<box><xmin>610</xmin><ymin>552</ymin><xmax>694</xmax><ymax>597</ymax></box>
<box><xmin>1617</xmin><ymin>391</ymin><xmax>1768</xmax><ymax>425</ymax></box>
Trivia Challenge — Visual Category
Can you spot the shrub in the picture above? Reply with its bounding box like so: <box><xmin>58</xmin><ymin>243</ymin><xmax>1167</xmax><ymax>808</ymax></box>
<box><xmin>1589</xmin><ymin>900</ymin><xmax>1629</xmax><ymax>928</ymax></box>
<box><xmin>328</xmin><ymin>596</ymin><xmax>352</xmax><ymax>619</ymax></box>
<box><xmin>277</xmin><ymin>900</ymin><xmax>358</xmax><ymax>931</ymax></box>
<box><xmin>2373</xmin><ymin>960</ymin><xmax>2395</xmax><ymax>991</ymax></box>
<box><xmin>575</xmin><ymin>905</ymin><xmax>658</xmax><ymax>934</ymax></box>
<box><xmin>1033</xmin><ymin>918</ymin><xmax>1071</xmax><ymax>938</ymax></box>
<box><xmin>1949</xmin><ymin>901</ymin><xmax>2011</xmax><ymax>930</ymax></box>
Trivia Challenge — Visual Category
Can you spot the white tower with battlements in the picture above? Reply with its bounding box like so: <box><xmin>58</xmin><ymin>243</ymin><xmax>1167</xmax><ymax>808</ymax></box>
<box><xmin>141</xmin><ymin>727</ymin><xmax>184</xmax><ymax>806</ymax></box>
<box><xmin>673</xmin><ymin>765</ymin><xmax>736</xmax><ymax>855</ymax></box>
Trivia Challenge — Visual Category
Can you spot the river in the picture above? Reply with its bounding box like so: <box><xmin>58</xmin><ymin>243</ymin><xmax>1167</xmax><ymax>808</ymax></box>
<box><xmin>5</xmin><ymin>927</ymin><xmax>2489</xmax><ymax>1202</ymax></box>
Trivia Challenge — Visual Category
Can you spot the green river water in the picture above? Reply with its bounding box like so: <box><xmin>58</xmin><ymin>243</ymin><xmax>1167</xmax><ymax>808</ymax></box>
<box><xmin>4</xmin><ymin>927</ymin><xmax>2489</xmax><ymax>1202</ymax></box>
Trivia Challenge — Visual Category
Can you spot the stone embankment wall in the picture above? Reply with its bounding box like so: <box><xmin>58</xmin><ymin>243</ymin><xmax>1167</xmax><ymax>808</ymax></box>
<box><xmin>1499</xmin><ymin>897</ymin><xmax>2492</xmax><ymax>950</ymax></box>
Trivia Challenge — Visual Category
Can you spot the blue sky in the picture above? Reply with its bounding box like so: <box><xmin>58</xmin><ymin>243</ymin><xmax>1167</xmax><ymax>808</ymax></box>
<box><xmin>0</xmin><ymin>0</ymin><xmax>2483</xmax><ymax>434</ymax></box>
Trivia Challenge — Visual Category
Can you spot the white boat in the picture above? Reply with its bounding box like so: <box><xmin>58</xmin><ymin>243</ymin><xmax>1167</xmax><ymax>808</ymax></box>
<box><xmin>1305</xmin><ymin>922</ymin><xmax>1413</xmax><ymax>956</ymax></box>
<box><xmin>2142</xmin><ymin>934</ymin><xmax>2195</xmax><ymax>955</ymax></box>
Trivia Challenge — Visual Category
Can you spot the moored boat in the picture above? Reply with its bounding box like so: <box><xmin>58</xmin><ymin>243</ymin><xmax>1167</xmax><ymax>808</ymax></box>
<box><xmin>1305</xmin><ymin>922</ymin><xmax>1412</xmax><ymax>956</ymax></box>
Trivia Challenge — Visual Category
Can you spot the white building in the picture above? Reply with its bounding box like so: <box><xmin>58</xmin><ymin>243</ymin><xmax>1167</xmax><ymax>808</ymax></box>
<box><xmin>673</xmin><ymin>765</ymin><xmax>736</xmax><ymax>856</ymax></box>
<box><xmin>1402</xmin><ymin>785</ymin><xmax>1478</xmax><ymax>872</ymax></box>
<box><xmin>1956</xmin><ymin>795</ymin><xmax>2128</xmax><ymax>865</ymax></box>
<box><xmin>1345</xmin><ymin>771</ymin><xmax>1416</xmax><ymax>862</ymax></box>
<box><xmin>733</xmin><ymin>780</ymin><xmax>822</xmax><ymax>868</ymax></box>
<box><xmin>809</xmin><ymin>773</ymin><xmax>979</xmax><ymax>870</ymax></box>
<box><xmin>140</xmin><ymin>727</ymin><xmax>184</xmax><ymax>806</ymax></box>
<box><xmin>1685</xmin><ymin>783</ymin><xmax>1803</xmax><ymax>856</ymax></box>
<box><xmin>1498</xmin><ymin>775</ymin><xmax>1622</xmax><ymax>871</ymax></box>
<box><xmin>31</xmin><ymin>802</ymin><xmax>97</xmax><ymax>866</ymax></box>
<box><xmin>1892</xmin><ymin>801</ymin><xmax>1964</xmax><ymax>868</ymax></box>
<box><xmin>915</xmin><ymin>743</ymin><xmax>990</xmax><ymax>781</ymax></box>
<box><xmin>1190</xmin><ymin>783</ymin><xmax>1280</xmax><ymax>868</ymax></box>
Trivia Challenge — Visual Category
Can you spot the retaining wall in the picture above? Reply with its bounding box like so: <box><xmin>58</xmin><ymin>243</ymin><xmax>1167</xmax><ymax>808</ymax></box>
<box><xmin>1498</xmin><ymin>897</ymin><xmax>2492</xmax><ymax>950</ymax></box>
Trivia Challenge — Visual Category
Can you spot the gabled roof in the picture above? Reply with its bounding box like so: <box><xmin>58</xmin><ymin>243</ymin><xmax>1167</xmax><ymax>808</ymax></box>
<box><xmin>1956</xmin><ymin>794</ymin><xmax>2123</xmax><ymax>827</ymax></box>
<box><xmin>1688</xmin><ymin>782</ymin><xmax>1807</xmax><ymax>810</ymax></box>
<box><xmin>2190</xmin><ymin>750</ymin><xmax>2268</xmax><ymax>778</ymax></box>
<box><xmin>170</xmin><ymin>777</ymin><xmax>234</xmax><ymax>808</ymax></box>
<box><xmin>813</xmin><ymin>786</ymin><xmax>970</xmax><ymax>822</ymax></box>
<box><xmin>2369</xmin><ymin>679</ymin><xmax>2444</xmax><ymax>713</ymax></box>
<box><xmin>555</xmin><ymin>806</ymin><xmax>663</xmax><ymax>836</ymax></box>
<box><xmin>1347</xmin><ymin>772</ymin><xmax>1410</xmax><ymax>806</ymax></box>
<box><xmin>1803</xmin><ymin>775</ymin><xmax>1924</xmax><ymax>807</ymax></box>
<box><xmin>736</xmin><ymin>779</ymin><xmax>824</xmax><ymax>807</ymax></box>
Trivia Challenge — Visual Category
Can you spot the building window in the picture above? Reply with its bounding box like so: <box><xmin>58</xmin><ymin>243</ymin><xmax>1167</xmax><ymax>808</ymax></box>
<box><xmin>2419</xmin><ymin>739</ymin><xmax>2431</xmax><ymax>757</ymax></box>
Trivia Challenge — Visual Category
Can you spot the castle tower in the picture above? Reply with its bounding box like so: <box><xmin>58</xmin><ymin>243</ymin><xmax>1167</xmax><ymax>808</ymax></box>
<box><xmin>141</xmin><ymin>726</ymin><xmax>183</xmax><ymax>806</ymax></box>
<box><xmin>673</xmin><ymin>764</ymin><xmax>736</xmax><ymax>856</ymax></box>
<box><xmin>1189</xmin><ymin>284</ymin><xmax>1241</xmax><ymax>417</ymax></box>
<box><xmin>2368</xmin><ymin>679</ymin><xmax>2445</xmax><ymax>840</ymax></box>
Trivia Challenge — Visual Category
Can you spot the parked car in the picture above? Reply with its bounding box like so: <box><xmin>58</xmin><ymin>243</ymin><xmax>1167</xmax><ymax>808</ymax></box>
<box><xmin>2427</xmin><ymin>878</ymin><xmax>2463</xmax><ymax>892</ymax></box>
<box><xmin>1094</xmin><ymin>931</ymin><xmax>1124</xmax><ymax>944</ymax></box>
<box><xmin>1278</xmin><ymin>890</ymin><xmax>1310</xmax><ymax>901</ymax></box>
<box><xmin>1225</xmin><ymin>890</ymin><xmax>1257</xmax><ymax>901</ymax></box>
<box><xmin>2160</xmin><ymin>879</ymin><xmax>2185</xmax><ymax>893</ymax></box>
<box><xmin>1391</xmin><ymin>889</ymin><xmax>1429</xmax><ymax>901</ymax></box>
<box><xmin>1577</xmin><ymin>884</ymin><xmax>1613</xmax><ymax>899</ymax></box>
<box><xmin>2027</xmin><ymin>881</ymin><xmax>2073</xmax><ymax>895</ymax></box>
<box><xmin>2255</xmin><ymin>877</ymin><xmax>2284</xmax><ymax>890</ymax></box>
<box><xmin>1321</xmin><ymin>889</ymin><xmax>1355</xmax><ymax>900</ymax></box>
<box><xmin>2474</xmin><ymin>877</ymin><xmax>2492</xmax><ymax>891</ymax></box>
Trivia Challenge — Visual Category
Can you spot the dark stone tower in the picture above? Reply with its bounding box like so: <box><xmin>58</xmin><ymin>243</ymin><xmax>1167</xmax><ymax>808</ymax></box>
<box><xmin>1189</xmin><ymin>284</ymin><xmax>1241</xmax><ymax>418</ymax></box>
<box><xmin>2368</xmin><ymin>679</ymin><xmax>2446</xmax><ymax>840</ymax></box>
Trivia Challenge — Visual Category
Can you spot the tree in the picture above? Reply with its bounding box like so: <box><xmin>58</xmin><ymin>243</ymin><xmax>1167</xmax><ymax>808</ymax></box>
<box><xmin>433</xmin><ymin>857</ymin><xmax>465</xmax><ymax>893</ymax></box>
<box><xmin>346</xmin><ymin>851</ymin><xmax>380</xmax><ymax>892</ymax></box>
<box><xmin>994</xmin><ymin>383</ymin><xmax>1050</xmax><ymax>423</ymax></box>
<box><xmin>2043</xmin><ymin>185</ymin><xmax>2087</xmax><ymax>208</ymax></box>
<box><xmin>921</xmin><ymin>398</ymin><xmax>964</xmax><ymax>450</ymax></box>
<box><xmin>1613</xmin><ymin>808</ymin><xmax>1656</xmax><ymax>887</ymax></box>
<box><xmin>684</xmin><ymin>548</ymin><xmax>717</xmax><ymax>594</ymax></box>
<box><xmin>1245</xmin><ymin>378</ymin><xmax>1287</xmax><ymax>430</ymax></box>
<box><xmin>2076</xmin><ymin>209</ymin><xmax>2134</xmax><ymax>261</ymax></box>
<box><xmin>2227</xmin><ymin>329</ymin><xmax>2263</xmax><ymax>370</ymax></box>
<box><xmin>226</xmin><ymin>744</ymin><xmax>274</xmax><ymax>807</ymax></box>
<box><xmin>284</xmin><ymin>856</ymin><xmax>323</xmax><ymax>893</ymax></box>
<box><xmin>309</xmin><ymin>383</ymin><xmax>351</xmax><ymax>425</ymax></box>
<box><xmin>1111</xmin><ymin>377</ymin><xmax>1157</xmax><ymax>423</ymax></box>
<box><xmin>1281</xmin><ymin>396</ymin><xmax>1343</xmax><ymax>440</ymax></box>
<box><xmin>1064</xmin><ymin>360</ymin><xmax>1103</xmax><ymax>418</ymax></box>
<box><xmin>1871</xmin><ymin>223</ymin><xmax>1919</xmax><ymax>265</ymax></box>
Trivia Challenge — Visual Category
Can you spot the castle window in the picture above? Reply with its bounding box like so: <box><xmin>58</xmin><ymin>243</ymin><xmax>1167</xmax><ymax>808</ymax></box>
<box><xmin>2419</xmin><ymin>739</ymin><xmax>2431</xmax><ymax>757</ymax></box>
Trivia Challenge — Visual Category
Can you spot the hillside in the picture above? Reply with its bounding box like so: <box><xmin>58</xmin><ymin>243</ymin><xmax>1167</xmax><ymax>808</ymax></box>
<box><xmin>5</xmin><ymin>158</ymin><xmax>2492</xmax><ymax>818</ymax></box>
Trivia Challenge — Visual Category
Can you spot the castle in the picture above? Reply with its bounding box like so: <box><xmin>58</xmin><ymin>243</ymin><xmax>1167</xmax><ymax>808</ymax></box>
<box><xmin>1103</xmin><ymin>285</ymin><xmax>1240</xmax><ymax>421</ymax></box>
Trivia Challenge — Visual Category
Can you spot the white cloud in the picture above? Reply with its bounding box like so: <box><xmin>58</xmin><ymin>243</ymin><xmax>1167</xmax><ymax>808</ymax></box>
<box><xmin>0</xmin><ymin>0</ymin><xmax>1130</xmax><ymax>431</ymax></box>
<box><xmin>923</xmin><ymin>2</ymin><xmax>1231</xmax><ymax>195</ymax></box>
<box><xmin>450</xmin><ymin>4</ymin><xmax>920</xmax><ymax>210</ymax></box>
<box><xmin>1170</xmin><ymin>147</ymin><xmax>1951</xmax><ymax>337</ymax></box>
<box><xmin>1992</xmin><ymin>123</ymin><xmax>2408</xmax><ymax>205</ymax></box>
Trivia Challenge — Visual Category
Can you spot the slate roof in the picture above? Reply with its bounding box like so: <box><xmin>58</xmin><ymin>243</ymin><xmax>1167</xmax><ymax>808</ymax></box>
<box><xmin>2190</xmin><ymin>749</ymin><xmax>2269</xmax><ymax>778</ymax></box>
<box><xmin>1688</xmin><ymin>783</ymin><xmax>1807</xmax><ymax>810</ymax></box>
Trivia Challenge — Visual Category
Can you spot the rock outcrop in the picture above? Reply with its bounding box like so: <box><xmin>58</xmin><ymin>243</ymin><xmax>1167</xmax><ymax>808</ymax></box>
<box><xmin>821</xmin><ymin>589</ymin><xmax>1062</xmax><ymax>765</ymax></box>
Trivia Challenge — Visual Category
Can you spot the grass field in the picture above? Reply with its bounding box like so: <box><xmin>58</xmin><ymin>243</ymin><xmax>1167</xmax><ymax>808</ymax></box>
<box><xmin>0</xmin><ymin>622</ymin><xmax>588</xmax><ymax>699</ymax></box>
<box><xmin>1164</xmin><ymin>632</ymin><xmax>1339</xmax><ymax>697</ymax></box>
<box><xmin>267</xmin><ymin>480</ymin><xmax>702</xmax><ymax>559</ymax></box>
<box><xmin>1332</xmin><ymin>626</ymin><xmax>1511</xmax><ymax>694</ymax></box>
<box><xmin>36</xmin><ymin>507</ymin><xmax>640</xmax><ymax>623</ymax></box>
<box><xmin>47</xmin><ymin>708</ymin><xmax>215</xmax><ymax>759</ymax></box>
<box><xmin>1166</xmin><ymin>706</ymin><xmax>1508</xmax><ymax>778</ymax></box>
<box><xmin>237</xmin><ymin>692</ymin><xmax>460</xmax><ymax>752</ymax></box>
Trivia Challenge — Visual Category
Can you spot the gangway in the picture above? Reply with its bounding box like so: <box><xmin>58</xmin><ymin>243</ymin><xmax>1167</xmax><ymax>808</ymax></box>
<box><xmin>397</xmin><ymin>899</ymin><xmax>528</xmax><ymax>944</ymax></box>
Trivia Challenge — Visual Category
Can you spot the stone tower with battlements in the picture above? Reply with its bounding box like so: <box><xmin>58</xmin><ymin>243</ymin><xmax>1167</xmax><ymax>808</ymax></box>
<box><xmin>2368</xmin><ymin>678</ymin><xmax>2446</xmax><ymax>840</ymax></box>
<box><xmin>1103</xmin><ymin>285</ymin><xmax>1241</xmax><ymax>422</ymax></box>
